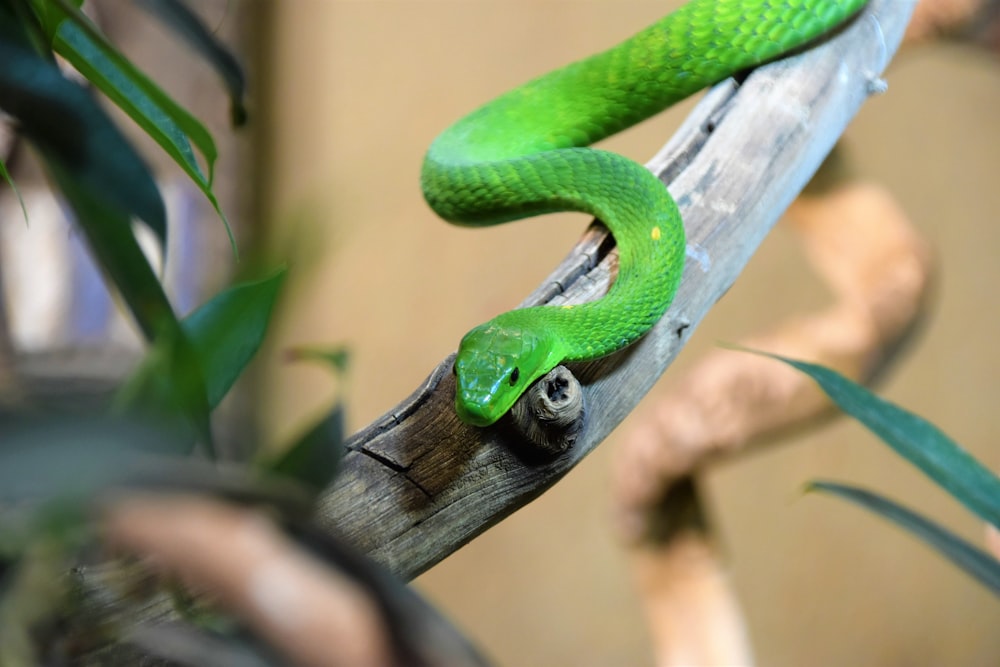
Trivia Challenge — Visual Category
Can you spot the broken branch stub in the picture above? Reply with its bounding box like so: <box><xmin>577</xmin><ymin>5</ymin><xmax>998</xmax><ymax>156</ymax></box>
<box><xmin>508</xmin><ymin>365</ymin><xmax>586</xmax><ymax>457</ymax></box>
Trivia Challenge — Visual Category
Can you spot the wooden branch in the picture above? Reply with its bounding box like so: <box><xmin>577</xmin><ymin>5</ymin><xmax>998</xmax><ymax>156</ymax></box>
<box><xmin>315</xmin><ymin>0</ymin><xmax>915</xmax><ymax>580</ymax></box>
<box><xmin>104</xmin><ymin>495</ymin><xmax>395</xmax><ymax>667</ymax></box>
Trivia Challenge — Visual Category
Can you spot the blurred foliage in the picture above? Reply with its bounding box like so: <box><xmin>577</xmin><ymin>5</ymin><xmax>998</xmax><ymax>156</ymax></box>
<box><xmin>808</xmin><ymin>481</ymin><xmax>1000</xmax><ymax>596</ymax></box>
<box><xmin>763</xmin><ymin>354</ymin><xmax>1000</xmax><ymax>595</ymax></box>
<box><xmin>0</xmin><ymin>3</ymin><xmax>348</xmax><ymax>662</ymax></box>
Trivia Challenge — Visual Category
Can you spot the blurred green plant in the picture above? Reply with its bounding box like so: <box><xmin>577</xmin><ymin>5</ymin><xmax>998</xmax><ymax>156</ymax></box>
<box><xmin>0</xmin><ymin>0</ymin><xmax>350</xmax><ymax>469</ymax></box>
<box><xmin>0</xmin><ymin>2</ymin><xmax>352</xmax><ymax>661</ymax></box>
<box><xmin>759</xmin><ymin>353</ymin><xmax>1000</xmax><ymax>597</ymax></box>
<box><xmin>0</xmin><ymin>0</ymin><xmax>352</xmax><ymax>471</ymax></box>
<box><xmin>0</xmin><ymin>3</ymin><xmax>496</xmax><ymax>665</ymax></box>
<box><xmin>2</xmin><ymin>0</ymin><xmax>221</xmax><ymax>450</ymax></box>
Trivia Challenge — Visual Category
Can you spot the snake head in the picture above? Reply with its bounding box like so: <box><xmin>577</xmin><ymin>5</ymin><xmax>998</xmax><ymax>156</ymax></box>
<box><xmin>453</xmin><ymin>320</ymin><xmax>561</xmax><ymax>427</ymax></box>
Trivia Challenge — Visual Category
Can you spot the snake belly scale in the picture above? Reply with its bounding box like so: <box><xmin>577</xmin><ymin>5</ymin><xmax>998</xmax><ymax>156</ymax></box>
<box><xmin>421</xmin><ymin>0</ymin><xmax>865</xmax><ymax>427</ymax></box>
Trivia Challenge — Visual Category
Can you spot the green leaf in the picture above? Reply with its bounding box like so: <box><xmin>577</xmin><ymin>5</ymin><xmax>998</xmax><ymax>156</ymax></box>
<box><xmin>0</xmin><ymin>16</ymin><xmax>212</xmax><ymax>452</ymax></box>
<box><xmin>51</xmin><ymin>15</ymin><xmax>237</xmax><ymax>253</ymax></box>
<box><xmin>265</xmin><ymin>404</ymin><xmax>344</xmax><ymax>492</ymax></box>
<box><xmin>182</xmin><ymin>268</ymin><xmax>286</xmax><ymax>408</ymax></box>
<box><xmin>115</xmin><ymin>330</ymin><xmax>215</xmax><ymax>456</ymax></box>
<box><xmin>27</xmin><ymin>0</ymin><xmax>84</xmax><ymax>42</ymax></box>
<box><xmin>115</xmin><ymin>270</ymin><xmax>285</xmax><ymax>455</ymax></box>
<box><xmin>808</xmin><ymin>480</ymin><xmax>1000</xmax><ymax>596</ymax></box>
<box><xmin>133</xmin><ymin>0</ymin><xmax>248</xmax><ymax>126</ymax></box>
<box><xmin>40</xmin><ymin>148</ymin><xmax>212</xmax><ymax>454</ymax></box>
<box><xmin>0</xmin><ymin>33</ymin><xmax>167</xmax><ymax>241</ymax></box>
<box><xmin>3</xmin><ymin>60</ymin><xmax>168</xmax><ymax>336</ymax></box>
<box><xmin>34</xmin><ymin>0</ymin><xmax>216</xmax><ymax>163</ymax></box>
<box><xmin>35</xmin><ymin>0</ymin><xmax>237</xmax><ymax>254</ymax></box>
<box><xmin>14</xmin><ymin>0</ymin><xmax>60</xmax><ymax>53</ymax></box>
<box><xmin>0</xmin><ymin>158</ymin><xmax>28</xmax><ymax>223</ymax></box>
<box><xmin>286</xmin><ymin>345</ymin><xmax>350</xmax><ymax>375</ymax></box>
<box><xmin>55</xmin><ymin>21</ymin><xmax>204</xmax><ymax>183</ymax></box>
<box><xmin>758</xmin><ymin>352</ymin><xmax>1000</xmax><ymax>528</ymax></box>
<box><xmin>263</xmin><ymin>345</ymin><xmax>348</xmax><ymax>490</ymax></box>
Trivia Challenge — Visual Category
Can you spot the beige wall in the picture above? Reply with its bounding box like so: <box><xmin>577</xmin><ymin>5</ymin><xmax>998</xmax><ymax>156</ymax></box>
<box><xmin>261</xmin><ymin>3</ymin><xmax>1000</xmax><ymax>665</ymax></box>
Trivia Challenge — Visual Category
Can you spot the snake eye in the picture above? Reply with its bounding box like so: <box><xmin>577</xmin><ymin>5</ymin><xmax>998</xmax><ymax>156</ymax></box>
<box><xmin>509</xmin><ymin>367</ymin><xmax>520</xmax><ymax>385</ymax></box>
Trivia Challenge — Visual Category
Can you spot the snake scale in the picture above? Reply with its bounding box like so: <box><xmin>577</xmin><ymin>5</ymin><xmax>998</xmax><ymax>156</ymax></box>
<box><xmin>421</xmin><ymin>0</ymin><xmax>865</xmax><ymax>427</ymax></box>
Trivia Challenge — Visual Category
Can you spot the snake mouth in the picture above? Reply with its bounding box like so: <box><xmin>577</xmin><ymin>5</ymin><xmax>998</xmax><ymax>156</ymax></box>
<box><xmin>455</xmin><ymin>396</ymin><xmax>500</xmax><ymax>427</ymax></box>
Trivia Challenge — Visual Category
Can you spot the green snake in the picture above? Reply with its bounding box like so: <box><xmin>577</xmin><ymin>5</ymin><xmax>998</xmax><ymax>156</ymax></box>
<box><xmin>422</xmin><ymin>0</ymin><xmax>864</xmax><ymax>427</ymax></box>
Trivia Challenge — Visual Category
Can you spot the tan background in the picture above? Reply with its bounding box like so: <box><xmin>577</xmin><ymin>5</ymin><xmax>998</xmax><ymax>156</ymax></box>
<box><xmin>259</xmin><ymin>2</ymin><xmax>1000</xmax><ymax>665</ymax></box>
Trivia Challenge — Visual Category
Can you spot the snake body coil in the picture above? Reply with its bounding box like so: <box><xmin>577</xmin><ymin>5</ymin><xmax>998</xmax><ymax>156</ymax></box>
<box><xmin>422</xmin><ymin>0</ymin><xmax>864</xmax><ymax>427</ymax></box>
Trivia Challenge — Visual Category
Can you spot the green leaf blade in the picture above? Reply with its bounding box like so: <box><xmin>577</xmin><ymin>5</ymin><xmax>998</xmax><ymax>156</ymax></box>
<box><xmin>115</xmin><ymin>269</ymin><xmax>285</xmax><ymax>453</ymax></box>
<box><xmin>40</xmin><ymin>149</ymin><xmax>213</xmax><ymax>454</ymax></box>
<box><xmin>133</xmin><ymin>0</ymin><xmax>248</xmax><ymax>126</ymax></box>
<box><xmin>114</xmin><ymin>269</ymin><xmax>284</xmax><ymax>455</ymax></box>
<box><xmin>762</xmin><ymin>352</ymin><xmax>1000</xmax><ymax>528</ymax></box>
<box><xmin>3</xmin><ymin>3</ymin><xmax>218</xmax><ymax>453</ymax></box>
<box><xmin>286</xmin><ymin>345</ymin><xmax>350</xmax><ymax>375</ymax></box>
<box><xmin>43</xmin><ymin>2</ymin><xmax>236</xmax><ymax>252</ymax></box>
<box><xmin>51</xmin><ymin>23</ymin><xmax>200</xmax><ymax>244</ymax></box>
<box><xmin>57</xmin><ymin>21</ymin><xmax>204</xmax><ymax>173</ymax></box>
<box><xmin>0</xmin><ymin>37</ymin><xmax>167</xmax><ymax>242</ymax></box>
<box><xmin>182</xmin><ymin>268</ymin><xmax>287</xmax><ymax>408</ymax></box>
<box><xmin>26</xmin><ymin>0</ymin><xmax>83</xmax><ymax>43</ymax></box>
<box><xmin>0</xmin><ymin>158</ymin><xmax>29</xmax><ymax>223</ymax></box>
<box><xmin>46</xmin><ymin>0</ymin><xmax>218</xmax><ymax>161</ymax></box>
<box><xmin>265</xmin><ymin>404</ymin><xmax>344</xmax><ymax>493</ymax></box>
<box><xmin>809</xmin><ymin>480</ymin><xmax>1000</xmax><ymax>596</ymax></box>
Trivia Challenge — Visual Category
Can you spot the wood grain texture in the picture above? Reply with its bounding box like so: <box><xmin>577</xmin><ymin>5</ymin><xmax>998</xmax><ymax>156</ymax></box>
<box><xmin>315</xmin><ymin>0</ymin><xmax>916</xmax><ymax>580</ymax></box>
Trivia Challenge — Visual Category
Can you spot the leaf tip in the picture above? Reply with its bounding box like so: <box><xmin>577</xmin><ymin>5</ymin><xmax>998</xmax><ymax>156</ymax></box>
<box><xmin>231</xmin><ymin>102</ymin><xmax>248</xmax><ymax>128</ymax></box>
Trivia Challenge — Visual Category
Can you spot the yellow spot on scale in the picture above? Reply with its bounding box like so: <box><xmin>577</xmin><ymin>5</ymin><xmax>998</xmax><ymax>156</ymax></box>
<box><xmin>650</xmin><ymin>226</ymin><xmax>661</xmax><ymax>241</ymax></box>
<box><xmin>498</xmin><ymin>357</ymin><xmax>506</xmax><ymax>366</ymax></box>
<box><xmin>562</xmin><ymin>305</ymin><xmax>574</xmax><ymax>310</ymax></box>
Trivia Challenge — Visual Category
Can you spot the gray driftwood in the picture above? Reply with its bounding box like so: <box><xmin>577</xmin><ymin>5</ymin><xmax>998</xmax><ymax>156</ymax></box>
<box><xmin>319</xmin><ymin>0</ymin><xmax>915</xmax><ymax>580</ymax></box>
